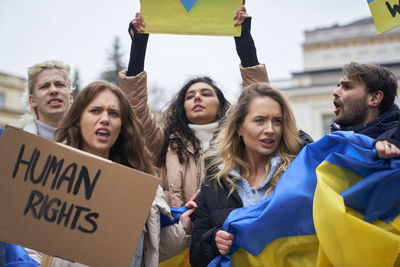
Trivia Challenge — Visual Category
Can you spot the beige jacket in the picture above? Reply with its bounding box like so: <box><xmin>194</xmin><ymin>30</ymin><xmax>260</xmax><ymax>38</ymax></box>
<box><xmin>119</xmin><ymin>64</ymin><xmax>269</xmax><ymax>207</ymax></box>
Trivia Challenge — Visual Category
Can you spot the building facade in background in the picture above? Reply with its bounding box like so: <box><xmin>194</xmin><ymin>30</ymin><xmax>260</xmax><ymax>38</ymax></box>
<box><xmin>273</xmin><ymin>18</ymin><xmax>400</xmax><ymax>140</ymax></box>
<box><xmin>0</xmin><ymin>72</ymin><xmax>25</xmax><ymax>128</ymax></box>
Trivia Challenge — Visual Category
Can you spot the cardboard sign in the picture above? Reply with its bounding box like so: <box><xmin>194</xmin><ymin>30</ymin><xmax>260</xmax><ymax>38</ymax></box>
<box><xmin>0</xmin><ymin>126</ymin><xmax>160</xmax><ymax>267</ymax></box>
<box><xmin>141</xmin><ymin>0</ymin><xmax>242</xmax><ymax>36</ymax></box>
<box><xmin>368</xmin><ymin>0</ymin><xmax>400</xmax><ymax>34</ymax></box>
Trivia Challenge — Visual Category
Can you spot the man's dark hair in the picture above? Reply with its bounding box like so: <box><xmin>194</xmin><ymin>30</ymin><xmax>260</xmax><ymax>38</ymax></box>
<box><xmin>343</xmin><ymin>62</ymin><xmax>398</xmax><ymax>114</ymax></box>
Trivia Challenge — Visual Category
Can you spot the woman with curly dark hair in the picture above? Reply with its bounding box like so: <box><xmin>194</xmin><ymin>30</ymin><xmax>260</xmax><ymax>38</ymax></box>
<box><xmin>119</xmin><ymin>4</ymin><xmax>270</xmax><ymax>207</ymax></box>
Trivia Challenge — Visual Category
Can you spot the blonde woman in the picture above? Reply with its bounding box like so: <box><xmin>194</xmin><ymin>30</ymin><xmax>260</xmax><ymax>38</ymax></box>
<box><xmin>190</xmin><ymin>83</ymin><xmax>303</xmax><ymax>267</ymax></box>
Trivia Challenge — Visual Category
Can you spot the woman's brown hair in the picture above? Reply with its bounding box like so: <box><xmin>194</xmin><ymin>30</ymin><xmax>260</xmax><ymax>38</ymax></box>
<box><xmin>54</xmin><ymin>80</ymin><xmax>156</xmax><ymax>175</ymax></box>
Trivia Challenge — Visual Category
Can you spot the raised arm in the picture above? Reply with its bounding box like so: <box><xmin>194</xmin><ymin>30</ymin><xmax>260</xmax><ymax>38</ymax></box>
<box><xmin>233</xmin><ymin>2</ymin><xmax>269</xmax><ymax>87</ymax></box>
<box><xmin>119</xmin><ymin>13</ymin><xmax>166</xmax><ymax>162</ymax></box>
<box><xmin>127</xmin><ymin>13</ymin><xmax>148</xmax><ymax>76</ymax></box>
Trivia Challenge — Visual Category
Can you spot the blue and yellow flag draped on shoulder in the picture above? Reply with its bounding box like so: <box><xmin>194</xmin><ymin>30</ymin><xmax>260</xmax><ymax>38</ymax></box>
<box><xmin>208</xmin><ymin>131</ymin><xmax>400</xmax><ymax>267</ymax></box>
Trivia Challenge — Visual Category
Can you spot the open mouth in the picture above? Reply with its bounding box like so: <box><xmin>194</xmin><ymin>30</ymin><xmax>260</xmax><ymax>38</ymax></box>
<box><xmin>260</xmin><ymin>139</ymin><xmax>274</xmax><ymax>147</ymax></box>
<box><xmin>48</xmin><ymin>98</ymin><xmax>62</xmax><ymax>106</ymax></box>
<box><xmin>333</xmin><ymin>100</ymin><xmax>341</xmax><ymax>114</ymax></box>
<box><xmin>192</xmin><ymin>105</ymin><xmax>204</xmax><ymax>111</ymax></box>
<box><xmin>96</xmin><ymin>129</ymin><xmax>110</xmax><ymax>140</ymax></box>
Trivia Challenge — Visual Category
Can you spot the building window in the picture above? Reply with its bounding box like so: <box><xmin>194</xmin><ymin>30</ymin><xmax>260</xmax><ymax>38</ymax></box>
<box><xmin>322</xmin><ymin>113</ymin><xmax>333</xmax><ymax>135</ymax></box>
<box><xmin>0</xmin><ymin>93</ymin><xmax>5</xmax><ymax>109</ymax></box>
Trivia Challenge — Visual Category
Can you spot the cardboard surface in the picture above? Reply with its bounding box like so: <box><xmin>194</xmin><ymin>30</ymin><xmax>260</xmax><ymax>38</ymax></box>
<box><xmin>141</xmin><ymin>0</ymin><xmax>242</xmax><ymax>36</ymax></box>
<box><xmin>0</xmin><ymin>126</ymin><xmax>160</xmax><ymax>266</ymax></box>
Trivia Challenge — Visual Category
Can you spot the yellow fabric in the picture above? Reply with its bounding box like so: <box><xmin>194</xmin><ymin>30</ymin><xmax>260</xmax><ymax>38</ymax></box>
<box><xmin>368</xmin><ymin>0</ymin><xmax>400</xmax><ymax>34</ymax></box>
<box><xmin>392</xmin><ymin>215</ymin><xmax>400</xmax><ymax>232</ymax></box>
<box><xmin>313</xmin><ymin>161</ymin><xmax>400</xmax><ymax>267</ymax></box>
<box><xmin>231</xmin><ymin>235</ymin><xmax>318</xmax><ymax>267</ymax></box>
<box><xmin>141</xmin><ymin>0</ymin><xmax>241</xmax><ymax>36</ymax></box>
<box><xmin>159</xmin><ymin>248</ymin><xmax>191</xmax><ymax>267</ymax></box>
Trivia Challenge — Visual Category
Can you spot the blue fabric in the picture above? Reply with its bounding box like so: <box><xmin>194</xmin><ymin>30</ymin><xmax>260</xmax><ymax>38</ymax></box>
<box><xmin>0</xmin><ymin>127</ymin><xmax>3</xmax><ymax>138</ymax></box>
<box><xmin>331</xmin><ymin>155</ymin><xmax>400</xmax><ymax>223</ymax></box>
<box><xmin>160</xmin><ymin>206</ymin><xmax>189</xmax><ymax>228</ymax></box>
<box><xmin>5</xmin><ymin>244</ymin><xmax>39</xmax><ymax>267</ymax></box>
<box><xmin>207</xmin><ymin>131</ymin><xmax>400</xmax><ymax>267</ymax></box>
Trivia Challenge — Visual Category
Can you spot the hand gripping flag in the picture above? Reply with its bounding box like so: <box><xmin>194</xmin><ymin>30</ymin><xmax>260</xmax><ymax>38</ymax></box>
<box><xmin>367</xmin><ymin>0</ymin><xmax>400</xmax><ymax>34</ymax></box>
<box><xmin>159</xmin><ymin>206</ymin><xmax>191</xmax><ymax>267</ymax></box>
<box><xmin>209</xmin><ymin>131</ymin><xmax>400</xmax><ymax>267</ymax></box>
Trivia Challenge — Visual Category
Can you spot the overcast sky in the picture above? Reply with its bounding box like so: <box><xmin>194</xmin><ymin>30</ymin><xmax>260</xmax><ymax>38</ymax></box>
<box><xmin>0</xmin><ymin>0</ymin><xmax>372</xmax><ymax>104</ymax></box>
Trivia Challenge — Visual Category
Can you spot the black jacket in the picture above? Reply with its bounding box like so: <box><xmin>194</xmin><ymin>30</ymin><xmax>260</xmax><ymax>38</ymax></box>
<box><xmin>189</xmin><ymin>175</ymin><xmax>243</xmax><ymax>267</ymax></box>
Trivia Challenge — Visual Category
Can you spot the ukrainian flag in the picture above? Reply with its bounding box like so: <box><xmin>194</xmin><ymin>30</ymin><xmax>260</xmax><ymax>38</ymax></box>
<box><xmin>208</xmin><ymin>131</ymin><xmax>400</xmax><ymax>267</ymax></box>
<box><xmin>368</xmin><ymin>0</ymin><xmax>400</xmax><ymax>34</ymax></box>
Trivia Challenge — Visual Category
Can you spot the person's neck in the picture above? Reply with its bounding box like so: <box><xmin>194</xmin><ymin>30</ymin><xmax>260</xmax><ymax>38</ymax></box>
<box><xmin>341</xmin><ymin>108</ymin><xmax>380</xmax><ymax>129</ymax></box>
<box><xmin>363</xmin><ymin>108</ymin><xmax>380</xmax><ymax>125</ymax></box>
<box><xmin>188</xmin><ymin>121</ymin><xmax>219</xmax><ymax>151</ymax></box>
<box><xmin>243</xmin><ymin>153</ymin><xmax>268</xmax><ymax>187</ymax></box>
<box><xmin>35</xmin><ymin>119</ymin><xmax>57</xmax><ymax>140</ymax></box>
<box><xmin>82</xmin><ymin>143</ymin><xmax>110</xmax><ymax>159</ymax></box>
<box><xmin>38</xmin><ymin>117</ymin><xmax>60</xmax><ymax>128</ymax></box>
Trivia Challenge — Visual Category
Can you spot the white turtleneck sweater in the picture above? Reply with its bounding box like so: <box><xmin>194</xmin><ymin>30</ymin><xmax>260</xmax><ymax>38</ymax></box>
<box><xmin>188</xmin><ymin>122</ymin><xmax>219</xmax><ymax>152</ymax></box>
<box><xmin>23</xmin><ymin>119</ymin><xmax>57</xmax><ymax>140</ymax></box>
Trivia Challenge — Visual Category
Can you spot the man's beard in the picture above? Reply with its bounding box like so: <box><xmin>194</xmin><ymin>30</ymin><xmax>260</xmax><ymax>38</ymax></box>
<box><xmin>334</xmin><ymin>95</ymin><xmax>368</xmax><ymax>127</ymax></box>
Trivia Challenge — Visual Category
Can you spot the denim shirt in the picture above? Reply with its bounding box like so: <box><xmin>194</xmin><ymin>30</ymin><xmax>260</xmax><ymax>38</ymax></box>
<box><xmin>230</xmin><ymin>154</ymin><xmax>281</xmax><ymax>207</ymax></box>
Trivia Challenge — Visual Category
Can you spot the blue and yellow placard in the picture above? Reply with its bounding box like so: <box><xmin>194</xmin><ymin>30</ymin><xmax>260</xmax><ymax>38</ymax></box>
<box><xmin>141</xmin><ymin>0</ymin><xmax>242</xmax><ymax>36</ymax></box>
<box><xmin>368</xmin><ymin>0</ymin><xmax>400</xmax><ymax>34</ymax></box>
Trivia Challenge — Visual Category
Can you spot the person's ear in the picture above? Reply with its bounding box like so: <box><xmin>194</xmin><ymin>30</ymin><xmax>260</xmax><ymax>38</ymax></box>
<box><xmin>69</xmin><ymin>91</ymin><xmax>73</xmax><ymax>104</ymax></box>
<box><xmin>368</xmin><ymin>90</ymin><xmax>383</xmax><ymax>107</ymax></box>
<box><xmin>237</xmin><ymin>129</ymin><xmax>242</xmax><ymax>139</ymax></box>
<box><xmin>29</xmin><ymin>95</ymin><xmax>37</xmax><ymax>108</ymax></box>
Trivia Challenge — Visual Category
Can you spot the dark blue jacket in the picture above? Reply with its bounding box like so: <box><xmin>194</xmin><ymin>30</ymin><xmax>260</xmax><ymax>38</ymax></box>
<box><xmin>331</xmin><ymin>104</ymin><xmax>400</xmax><ymax>148</ymax></box>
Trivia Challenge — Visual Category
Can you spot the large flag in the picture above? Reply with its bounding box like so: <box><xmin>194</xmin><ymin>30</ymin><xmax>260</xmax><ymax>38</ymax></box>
<box><xmin>368</xmin><ymin>0</ymin><xmax>400</xmax><ymax>34</ymax></box>
<box><xmin>208</xmin><ymin>131</ymin><xmax>400</xmax><ymax>267</ymax></box>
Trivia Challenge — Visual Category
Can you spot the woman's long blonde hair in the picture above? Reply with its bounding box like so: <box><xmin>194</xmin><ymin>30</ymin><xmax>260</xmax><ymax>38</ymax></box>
<box><xmin>206</xmin><ymin>83</ymin><xmax>300</xmax><ymax>196</ymax></box>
